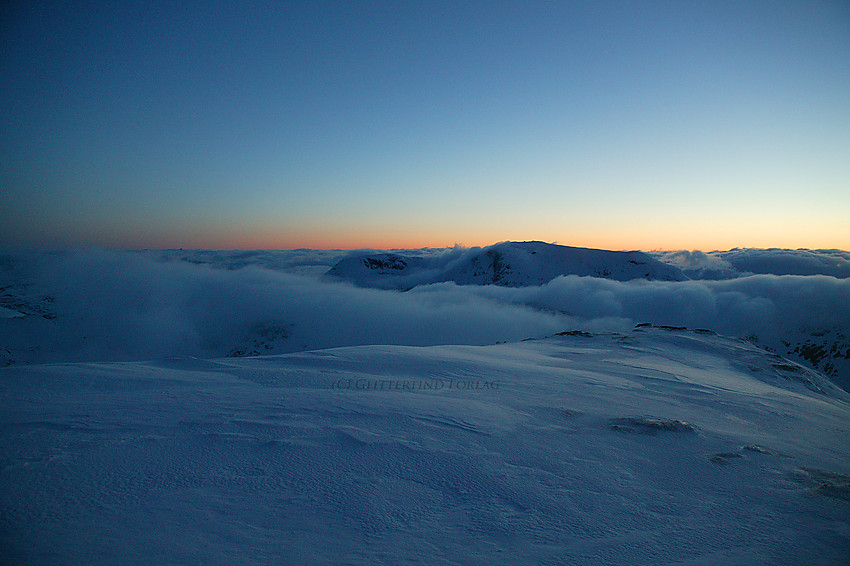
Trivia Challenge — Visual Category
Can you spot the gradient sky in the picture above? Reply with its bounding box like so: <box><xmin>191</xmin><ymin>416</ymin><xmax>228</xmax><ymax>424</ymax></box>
<box><xmin>2</xmin><ymin>0</ymin><xmax>849</xmax><ymax>251</ymax></box>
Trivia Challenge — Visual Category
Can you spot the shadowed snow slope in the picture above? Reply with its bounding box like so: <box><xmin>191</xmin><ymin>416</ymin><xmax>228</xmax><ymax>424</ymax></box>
<box><xmin>326</xmin><ymin>241</ymin><xmax>688</xmax><ymax>289</ymax></box>
<box><xmin>2</xmin><ymin>327</ymin><xmax>849</xmax><ymax>565</ymax></box>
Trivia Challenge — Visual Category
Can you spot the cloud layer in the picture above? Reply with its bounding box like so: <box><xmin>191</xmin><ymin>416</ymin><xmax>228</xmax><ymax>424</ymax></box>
<box><xmin>653</xmin><ymin>248</ymin><xmax>850</xmax><ymax>279</ymax></box>
<box><xmin>1</xmin><ymin>249</ymin><xmax>848</xmax><ymax>388</ymax></box>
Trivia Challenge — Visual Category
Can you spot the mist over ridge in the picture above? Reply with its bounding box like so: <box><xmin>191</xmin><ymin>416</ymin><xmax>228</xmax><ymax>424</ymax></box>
<box><xmin>2</xmin><ymin>242</ymin><xmax>848</xmax><ymax>390</ymax></box>
<box><xmin>325</xmin><ymin>241</ymin><xmax>688</xmax><ymax>290</ymax></box>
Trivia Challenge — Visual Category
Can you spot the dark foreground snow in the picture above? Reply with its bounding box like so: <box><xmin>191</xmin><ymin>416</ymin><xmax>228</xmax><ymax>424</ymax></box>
<box><xmin>2</xmin><ymin>328</ymin><xmax>849</xmax><ymax>565</ymax></box>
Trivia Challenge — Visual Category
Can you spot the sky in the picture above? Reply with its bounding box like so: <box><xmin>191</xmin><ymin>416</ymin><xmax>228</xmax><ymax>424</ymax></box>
<box><xmin>1</xmin><ymin>0</ymin><xmax>848</xmax><ymax>251</ymax></box>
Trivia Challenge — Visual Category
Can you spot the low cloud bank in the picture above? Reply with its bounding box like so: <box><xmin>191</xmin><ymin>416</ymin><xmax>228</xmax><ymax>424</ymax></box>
<box><xmin>4</xmin><ymin>250</ymin><xmax>565</xmax><ymax>363</ymax></box>
<box><xmin>653</xmin><ymin>248</ymin><xmax>850</xmax><ymax>279</ymax></box>
<box><xmin>1</xmin><ymin>250</ymin><xmax>848</xmax><ymax>386</ymax></box>
<box><xmin>449</xmin><ymin>274</ymin><xmax>849</xmax><ymax>345</ymax></box>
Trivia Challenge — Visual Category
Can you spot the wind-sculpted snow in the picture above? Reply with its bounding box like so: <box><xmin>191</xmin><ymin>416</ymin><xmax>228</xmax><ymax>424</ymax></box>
<box><xmin>2</xmin><ymin>330</ymin><xmax>849</xmax><ymax>564</ymax></box>
<box><xmin>1</xmin><ymin>248</ymin><xmax>849</xmax><ymax>389</ymax></box>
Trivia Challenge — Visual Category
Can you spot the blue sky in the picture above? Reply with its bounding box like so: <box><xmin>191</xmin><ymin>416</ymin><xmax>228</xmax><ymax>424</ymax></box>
<box><xmin>2</xmin><ymin>0</ymin><xmax>848</xmax><ymax>250</ymax></box>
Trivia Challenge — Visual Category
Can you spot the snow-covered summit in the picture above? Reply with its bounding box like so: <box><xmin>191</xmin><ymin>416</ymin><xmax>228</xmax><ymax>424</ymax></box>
<box><xmin>326</xmin><ymin>241</ymin><xmax>688</xmax><ymax>290</ymax></box>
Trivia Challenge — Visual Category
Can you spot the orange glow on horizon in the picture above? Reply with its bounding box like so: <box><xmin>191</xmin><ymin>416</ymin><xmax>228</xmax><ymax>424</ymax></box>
<box><xmin>108</xmin><ymin>228</ymin><xmax>850</xmax><ymax>253</ymax></box>
<box><xmin>18</xmin><ymin>214</ymin><xmax>847</xmax><ymax>252</ymax></box>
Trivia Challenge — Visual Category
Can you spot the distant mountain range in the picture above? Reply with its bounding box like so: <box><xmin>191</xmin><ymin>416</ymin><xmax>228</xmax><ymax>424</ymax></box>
<box><xmin>325</xmin><ymin>241</ymin><xmax>688</xmax><ymax>290</ymax></box>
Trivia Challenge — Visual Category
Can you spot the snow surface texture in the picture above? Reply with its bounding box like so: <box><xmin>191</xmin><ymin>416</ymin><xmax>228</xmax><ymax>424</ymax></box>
<box><xmin>2</xmin><ymin>328</ymin><xmax>849</xmax><ymax>564</ymax></box>
<box><xmin>2</xmin><ymin>245</ymin><xmax>848</xmax><ymax>389</ymax></box>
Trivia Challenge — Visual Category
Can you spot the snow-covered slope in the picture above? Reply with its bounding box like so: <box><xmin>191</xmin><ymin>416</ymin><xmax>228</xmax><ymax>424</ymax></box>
<box><xmin>649</xmin><ymin>248</ymin><xmax>850</xmax><ymax>383</ymax></box>
<box><xmin>325</xmin><ymin>252</ymin><xmax>433</xmax><ymax>290</ymax></box>
<box><xmin>326</xmin><ymin>241</ymin><xmax>687</xmax><ymax>289</ymax></box>
<box><xmin>442</xmin><ymin>241</ymin><xmax>688</xmax><ymax>285</ymax></box>
<box><xmin>2</xmin><ymin>328</ymin><xmax>849</xmax><ymax>565</ymax></box>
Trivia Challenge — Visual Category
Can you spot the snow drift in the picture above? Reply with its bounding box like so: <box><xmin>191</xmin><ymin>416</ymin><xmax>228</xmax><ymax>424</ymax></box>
<box><xmin>2</xmin><ymin>328</ymin><xmax>849</xmax><ymax>564</ymax></box>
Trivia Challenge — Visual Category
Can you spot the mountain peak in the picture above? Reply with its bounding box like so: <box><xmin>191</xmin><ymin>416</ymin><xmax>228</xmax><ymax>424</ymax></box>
<box><xmin>326</xmin><ymin>241</ymin><xmax>687</xmax><ymax>290</ymax></box>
